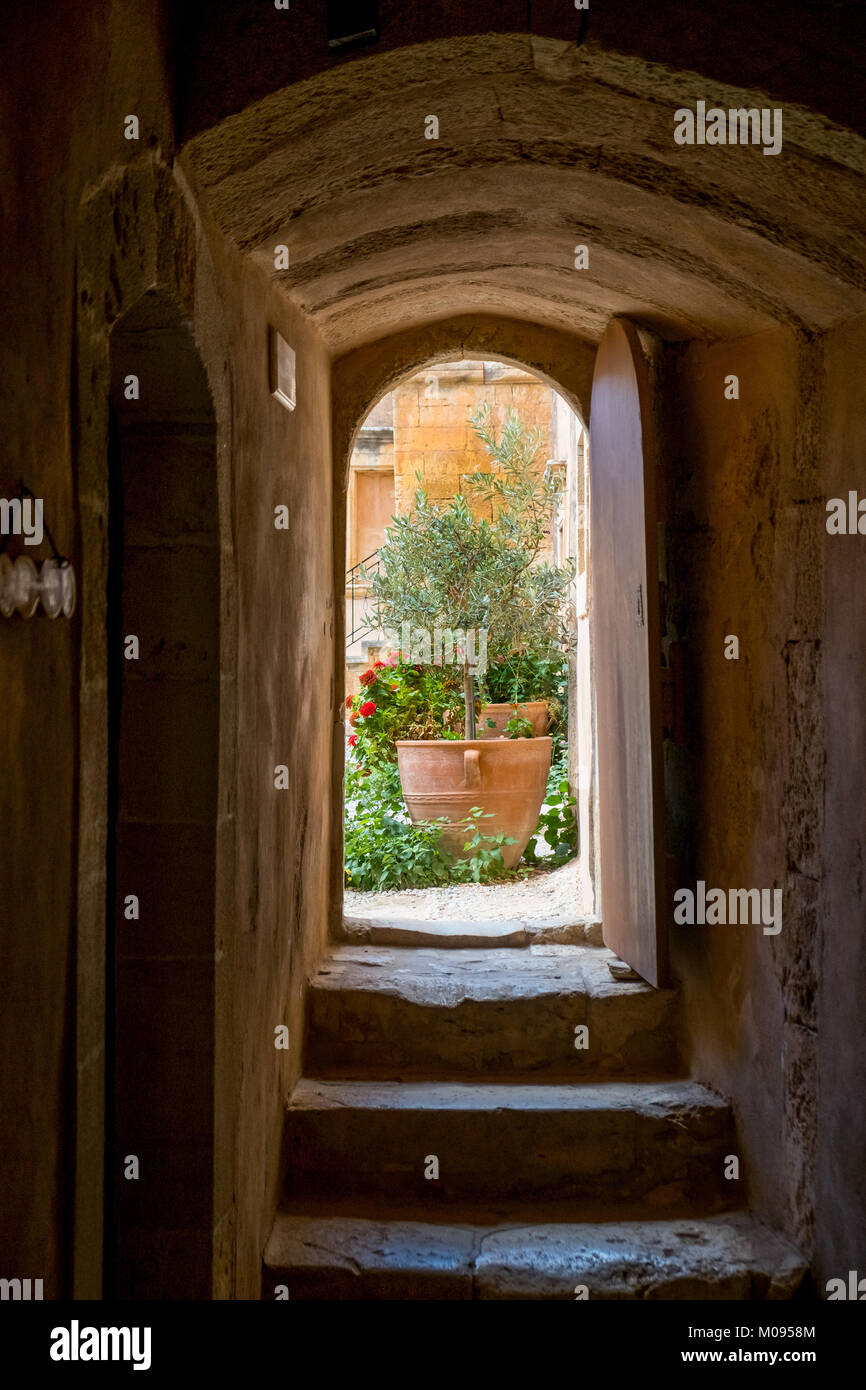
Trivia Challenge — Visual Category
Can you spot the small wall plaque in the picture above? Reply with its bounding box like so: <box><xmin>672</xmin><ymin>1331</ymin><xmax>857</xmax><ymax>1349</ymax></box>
<box><xmin>269</xmin><ymin>328</ymin><xmax>296</xmax><ymax>411</ymax></box>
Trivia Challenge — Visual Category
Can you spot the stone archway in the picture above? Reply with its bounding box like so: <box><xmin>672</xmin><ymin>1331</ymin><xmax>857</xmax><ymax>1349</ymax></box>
<box><xmin>329</xmin><ymin>315</ymin><xmax>598</xmax><ymax>934</ymax></box>
<box><xmin>74</xmin><ymin>156</ymin><xmax>236</xmax><ymax>1298</ymax></box>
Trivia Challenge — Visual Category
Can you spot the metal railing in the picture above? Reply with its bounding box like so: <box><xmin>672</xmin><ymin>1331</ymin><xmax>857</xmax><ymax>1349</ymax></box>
<box><xmin>345</xmin><ymin>549</ymin><xmax>382</xmax><ymax>648</ymax></box>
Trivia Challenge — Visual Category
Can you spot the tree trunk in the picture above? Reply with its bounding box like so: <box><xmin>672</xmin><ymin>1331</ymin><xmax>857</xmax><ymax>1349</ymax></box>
<box><xmin>463</xmin><ymin>659</ymin><xmax>476</xmax><ymax>739</ymax></box>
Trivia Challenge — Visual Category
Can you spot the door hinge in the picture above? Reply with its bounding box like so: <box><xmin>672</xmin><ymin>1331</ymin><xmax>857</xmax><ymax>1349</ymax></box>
<box><xmin>635</xmin><ymin>583</ymin><xmax>644</xmax><ymax>626</ymax></box>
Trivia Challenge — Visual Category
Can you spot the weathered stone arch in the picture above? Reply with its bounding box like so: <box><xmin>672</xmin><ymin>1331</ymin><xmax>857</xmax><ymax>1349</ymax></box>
<box><xmin>332</xmin><ymin>314</ymin><xmax>596</xmax><ymax>488</ymax></box>
<box><xmin>74</xmin><ymin>153</ymin><xmax>236</xmax><ymax>1298</ymax></box>
<box><xmin>328</xmin><ymin>313</ymin><xmax>598</xmax><ymax>930</ymax></box>
<box><xmin>183</xmin><ymin>33</ymin><xmax>866</xmax><ymax>356</ymax></box>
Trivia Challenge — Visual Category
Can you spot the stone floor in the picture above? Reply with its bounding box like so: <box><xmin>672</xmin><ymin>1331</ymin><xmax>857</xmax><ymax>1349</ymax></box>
<box><xmin>264</xmin><ymin>941</ymin><xmax>807</xmax><ymax>1299</ymax></box>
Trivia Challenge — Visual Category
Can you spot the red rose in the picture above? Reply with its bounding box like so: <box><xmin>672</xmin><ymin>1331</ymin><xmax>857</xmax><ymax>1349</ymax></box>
<box><xmin>359</xmin><ymin>700</ymin><xmax>376</xmax><ymax>717</ymax></box>
<box><xmin>373</xmin><ymin>660</ymin><xmax>386</xmax><ymax>669</ymax></box>
<box><xmin>347</xmin><ymin>733</ymin><xmax>359</xmax><ymax>747</ymax></box>
<box><xmin>359</xmin><ymin>670</ymin><xmax>376</xmax><ymax>687</ymax></box>
<box><xmin>349</xmin><ymin>713</ymin><xmax>358</xmax><ymax>727</ymax></box>
<box><xmin>391</xmin><ymin>683</ymin><xmax>398</xmax><ymax>691</ymax></box>
<box><xmin>345</xmin><ymin>694</ymin><xmax>353</xmax><ymax>708</ymax></box>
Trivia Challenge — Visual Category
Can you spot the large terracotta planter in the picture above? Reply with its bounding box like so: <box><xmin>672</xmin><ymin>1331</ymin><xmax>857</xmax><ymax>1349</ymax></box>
<box><xmin>396</xmin><ymin>736</ymin><xmax>552</xmax><ymax>870</ymax></box>
<box><xmin>479</xmin><ymin>700</ymin><xmax>549</xmax><ymax>739</ymax></box>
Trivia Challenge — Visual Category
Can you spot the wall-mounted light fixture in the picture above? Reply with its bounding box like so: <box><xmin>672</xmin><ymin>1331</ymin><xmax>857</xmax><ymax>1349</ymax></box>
<box><xmin>0</xmin><ymin>485</ymin><xmax>76</xmax><ymax>618</ymax></box>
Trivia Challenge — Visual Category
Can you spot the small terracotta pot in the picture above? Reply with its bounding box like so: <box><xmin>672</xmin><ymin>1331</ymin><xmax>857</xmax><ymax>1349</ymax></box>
<box><xmin>478</xmin><ymin>700</ymin><xmax>550</xmax><ymax>739</ymax></box>
<box><xmin>396</xmin><ymin>736</ymin><xmax>552</xmax><ymax>870</ymax></box>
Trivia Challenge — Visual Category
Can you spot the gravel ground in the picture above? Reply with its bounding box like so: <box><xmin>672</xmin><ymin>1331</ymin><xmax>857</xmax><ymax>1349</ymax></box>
<box><xmin>344</xmin><ymin>855</ymin><xmax>592</xmax><ymax>926</ymax></box>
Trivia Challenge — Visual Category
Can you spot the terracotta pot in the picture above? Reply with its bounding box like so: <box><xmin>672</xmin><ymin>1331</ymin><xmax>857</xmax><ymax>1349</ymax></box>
<box><xmin>396</xmin><ymin>736</ymin><xmax>552</xmax><ymax>870</ymax></box>
<box><xmin>478</xmin><ymin>700</ymin><xmax>550</xmax><ymax>739</ymax></box>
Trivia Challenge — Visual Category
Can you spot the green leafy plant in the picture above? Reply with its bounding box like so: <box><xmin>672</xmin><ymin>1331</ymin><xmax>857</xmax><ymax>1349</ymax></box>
<box><xmin>503</xmin><ymin>713</ymin><xmax>534</xmax><ymax>739</ymax></box>
<box><xmin>459</xmin><ymin>812</ymin><xmax>519</xmax><ymax>882</ymax></box>
<box><xmin>523</xmin><ymin>750</ymin><xmax>578</xmax><ymax>865</ymax></box>
<box><xmin>344</xmin><ymin>759</ymin><xmax>518</xmax><ymax>890</ymax></box>
<box><xmin>483</xmin><ymin>651</ymin><xmax>568</xmax><ymax>733</ymax></box>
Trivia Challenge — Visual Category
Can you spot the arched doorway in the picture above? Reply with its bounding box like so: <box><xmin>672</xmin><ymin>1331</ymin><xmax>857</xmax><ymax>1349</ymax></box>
<box><xmin>106</xmin><ymin>291</ymin><xmax>220</xmax><ymax>1298</ymax></box>
<box><xmin>336</xmin><ymin>341</ymin><xmax>598</xmax><ymax>933</ymax></box>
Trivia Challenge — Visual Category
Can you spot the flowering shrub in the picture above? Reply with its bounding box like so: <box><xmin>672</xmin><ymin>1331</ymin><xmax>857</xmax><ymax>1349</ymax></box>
<box><xmin>345</xmin><ymin>656</ymin><xmax>464</xmax><ymax>768</ymax></box>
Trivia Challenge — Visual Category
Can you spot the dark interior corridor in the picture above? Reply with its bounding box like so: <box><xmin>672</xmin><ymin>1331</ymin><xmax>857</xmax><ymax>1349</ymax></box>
<box><xmin>1</xmin><ymin>0</ymin><xmax>864</xmax><ymax>1322</ymax></box>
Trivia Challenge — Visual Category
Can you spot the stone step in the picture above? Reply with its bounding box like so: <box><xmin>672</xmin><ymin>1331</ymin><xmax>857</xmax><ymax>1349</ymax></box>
<box><xmin>339</xmin><ymin>915</ymin><xmax>602</xmax><ymax>947</ymax></box>
<box><xmin>283</xmin><ymin>1078</ymin><xmax>732</xmax><ymax>1206</ymax></box>
<box><xmin>340</xmin><ymin>916</ymin><xmax>530</xmax><ymax>947</ymax></box>
<box><xmin>263</xmin><ymin>1210</ymin><xmax>806</xmax><ymax>1300</ymax></box>
<box><xmin>305</xmin><ymin>945</ymin><xmax>679</xmax><ymax>1076</ymax></box>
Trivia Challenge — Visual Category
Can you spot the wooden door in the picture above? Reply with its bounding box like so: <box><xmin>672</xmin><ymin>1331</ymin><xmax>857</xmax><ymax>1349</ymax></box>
<box><xmin>589</xmin><ymin>318</ymin><xmax>667</xmax><ymax>986</ymax></box>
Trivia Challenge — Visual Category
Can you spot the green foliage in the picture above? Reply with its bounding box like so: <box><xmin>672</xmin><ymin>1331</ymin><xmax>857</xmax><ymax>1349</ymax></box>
<box><xmin>483</xmin><ymin>652</ymin><xmax>568</xmax><ymax>734</ymax></box>
<box><xmin>458</xmin><ymin>813</ymin><xmax>520</xmax><ymax>882</ymax></box>
<box><xmin>483</xmin><ymin>651</ymin><xmax>569</xmax><ymax>772</ymax></box>
<box><xmin>344</xmin><ymin>759</ymin><xmax>518</xmax><ymax>890</ymax></box>
<box><xmin>503</xmin><ymin>713</ymin><xmax>534</xmax><ymax>739</ymax></box>
<box><xmin>524</xmin><ymin>749</ymin><xmax>578</xmax><ymax>866</ymax></box>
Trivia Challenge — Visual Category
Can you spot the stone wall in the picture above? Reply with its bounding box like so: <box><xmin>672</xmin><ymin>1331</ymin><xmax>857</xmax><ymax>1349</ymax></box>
<box><xmin>551</xmin><ymin>393</ymin><xmax>595</xmax><ymax>915</ymax></box>
<box><xmin>190</xmin><ymin>209</ymin><xmax>334</xmax><ymax>1301</ymax></box>
<box><xmin>1</xmin><ymin>0</ymin><xmax>178</xmax><ymax>1302</ymax></box>
<box><xmin>817</xmin><ymin>314</ymin><xmax>866</xmax><ymax>1287</ymax></box>
<box><xmin>1</xmin><ymin>0</ymin><xmax>334</xmax><ymax>1300</ymax></box>
<box><xmin>664</xmin><ymin>327</ymin><xmax>831</xmax><ymax>1266</ymax></box>
<box><xmin>391</xmin><ymin>361</ymin><xmax>552</xmax><ymax>516</ymax></box>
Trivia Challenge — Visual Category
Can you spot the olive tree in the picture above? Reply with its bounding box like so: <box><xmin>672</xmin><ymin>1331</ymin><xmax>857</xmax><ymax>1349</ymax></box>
<box><xmin>368</xmin><ymin>403</ymin><xmax>574</xmax><ymax>737</ymax></box>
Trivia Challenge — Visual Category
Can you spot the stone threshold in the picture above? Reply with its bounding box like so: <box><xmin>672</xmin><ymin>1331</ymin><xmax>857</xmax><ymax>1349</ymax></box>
<box><xmin>338</xmin><ymin>914</ymin><xmax>603</xmax><ymax>947</ymax></box>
